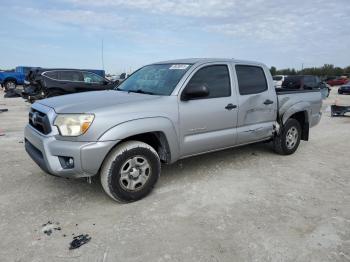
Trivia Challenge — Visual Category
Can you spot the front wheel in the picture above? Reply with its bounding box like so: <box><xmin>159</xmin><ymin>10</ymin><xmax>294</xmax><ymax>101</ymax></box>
<box><xmin>100</xmin><ymin>141</ymin><xmax>161</xmax><ymax>203</ymax></box>
<box><xmin>273</xmin><ymin>119</ymin><xmax>302</xmax><ymax>155</ymax></box>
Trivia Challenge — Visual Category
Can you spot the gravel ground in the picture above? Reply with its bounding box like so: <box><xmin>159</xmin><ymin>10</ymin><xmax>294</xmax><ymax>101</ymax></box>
<box><xmin>0</xmin><ymin>87</ymin><xmax>349</xmax><ymax>262</ymax></box>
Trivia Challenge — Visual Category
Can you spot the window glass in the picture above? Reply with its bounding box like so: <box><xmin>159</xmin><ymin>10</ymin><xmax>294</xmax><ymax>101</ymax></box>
<box><xmin>236</xmin><ymin>65</ymin><xmax>268</xmax><ymax>95</ymax></box>
<box><xmin>59</xmin><ymin>71</ymin><xmax>83</xmax><ymax>82</ymax></box>
<box><xmin>186</xmin><ymin>65</ymin><xmax>231</xmax><ymax>98</ymax></box>
<box><xmin>304</xmin><ymin>76</ymin><xmax>312</xmax><ymax>86</ymax></box>
<box><xmin>23</xmin><ymin>67</ymin><xmax>31</xmax><ymax>75</ymax></box>
<box><xmin>43</xmin><ymin>71</ymin><xmax>59</xmax><ymax>80</ymax></box>
<box><xmin>117</xmin><ymin>64</ymin><xmax>192</xmax><ymax>95</ymax></box>
<box><xmin>273</xmin><ymin>76</ymin><xmax>282</xmax><ymax>81</ymax></box>
<box><xmin>82</xmin><ymin>71</ymin><xmax>105</xmax><ymax>84</ymax></box>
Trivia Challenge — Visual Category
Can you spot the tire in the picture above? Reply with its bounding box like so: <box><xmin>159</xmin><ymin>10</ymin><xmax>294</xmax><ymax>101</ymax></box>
<box><xmin>4</xmin><ymin>80</ymin><xmax>16</xmax><ymax>91</ymax></box>
<box><xmin>273</xmin><ymin>119</ymin><xmax>302</xmax><ymax>155</ymax></box>
<box><xmin>100</xmin><ymin>141</ymin><xmax>161</xmax><ymax>203</ymax></box>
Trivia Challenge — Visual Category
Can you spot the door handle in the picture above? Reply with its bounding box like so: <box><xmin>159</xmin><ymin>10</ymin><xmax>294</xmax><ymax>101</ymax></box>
<box><xmin>263</xmin><ymin>99</ymin><xmax>274</xmax><ymax>105</ymax></box>
<box><xmin>225</xmin><ymin>103</ymin><xmax>237</xmax><ymax>110</ymax></box>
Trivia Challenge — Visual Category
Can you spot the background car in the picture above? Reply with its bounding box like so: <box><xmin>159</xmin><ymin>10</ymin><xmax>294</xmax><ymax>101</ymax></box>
<box><xmin>282</xmin><ymin>75</ymin><xmax>320</xmax><ymax>89</ymax></box>
<box><xmin>281</xmin><ymin>75</ymin><xmax>330</xmax><ymax>98</ymax></box>
<box><xmin>23</xmin><ymin>68</ymin><xmax>114</xmax><ymax>101</ymax></box>
<box><xmin>327</xmin><ymin>76</ymin><xmax>349</xmax><ymax>86</ymax></box>
<box><xmin>0</xmin><ymin>66</ymin><xmax>37</xmax><ymax>91</ymax></box>
<box><xmin>272</xmin><ymin>75</ymin><xmax>287</xmax><ymax>88</ymax></box>
<box><xmin>338</xmin><ymin>84</ymin><xmax>350</xmax><ymax>94</ymax></box>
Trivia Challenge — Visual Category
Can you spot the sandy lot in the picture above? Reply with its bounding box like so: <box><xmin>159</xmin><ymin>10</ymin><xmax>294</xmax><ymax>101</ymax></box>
<box><xmin>0</xmin><ymin>88</ymin><xmax>349</xmax><ymax>262</ymax></box>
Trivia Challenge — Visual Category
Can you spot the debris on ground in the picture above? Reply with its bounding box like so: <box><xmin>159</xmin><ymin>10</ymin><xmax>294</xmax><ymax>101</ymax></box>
<box><xmin>0</xmin><ymin>128</ymin><xmax>5</xmax><ymax>136</ymax></box>
<box><xmin>0</xmin><ymin>108</ymin><xmax>8</xmax><ymax>113</ymax></box>
<box><xmin>41</xmin><ymin>221</ymin><xmax>62</xmax><ymax>236</ymax></box>
<box><xmin>69</xmin><ymin>234</ymin><xmax>91</xmax><ymax>250</ymax></box>
<box><xmin>331</xmin><ymin>105</ymin><xmax>350</xmax><ymax>117</ymax></box>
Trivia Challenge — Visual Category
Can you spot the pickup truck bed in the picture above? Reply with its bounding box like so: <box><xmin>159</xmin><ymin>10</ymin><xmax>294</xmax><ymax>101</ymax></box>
<box><xmin>276</xmin><ymin>88</ymin><xmax>322</xmax><ymax>129</ymax></box>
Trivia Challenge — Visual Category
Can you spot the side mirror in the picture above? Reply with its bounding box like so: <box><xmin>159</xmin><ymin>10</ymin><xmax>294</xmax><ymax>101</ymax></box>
<box><xmin>181</xmin><ymin>84</ymin><xmax>209</xmax><ymax>101</ymax></box>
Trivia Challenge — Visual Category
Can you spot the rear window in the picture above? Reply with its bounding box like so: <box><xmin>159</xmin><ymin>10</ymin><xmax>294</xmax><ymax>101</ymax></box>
<box><xmin>58</xmin><ymin>71</ymin><xmax>84</xmax><ymax>82</ymax></box>
<box><xmin>43</xmin><ymin>71</ymin><xmax>59</xmax><ymax>80</ymax></box>
<box><xmin>235</xmin><ymin>65</ymin><xmax>268</xmax><ymax>95</ymax></box>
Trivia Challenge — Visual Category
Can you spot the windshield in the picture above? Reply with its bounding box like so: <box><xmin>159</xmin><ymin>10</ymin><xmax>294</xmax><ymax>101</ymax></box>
<box><xmin>115</xmin><ymin>64</ymin><xmax>192</xmax><ymax>95</ymax></box>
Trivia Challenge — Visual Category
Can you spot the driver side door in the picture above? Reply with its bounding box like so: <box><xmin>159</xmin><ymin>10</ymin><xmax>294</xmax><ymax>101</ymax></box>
<box><xmin>178</xmin><ymin>64</ymin><xmax>238</xmax><ymax>157</ymax></box>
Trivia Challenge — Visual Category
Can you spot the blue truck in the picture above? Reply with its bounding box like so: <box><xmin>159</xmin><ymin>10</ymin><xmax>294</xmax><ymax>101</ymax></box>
<box><xmin>0</xmin><ymin>66</ymin><xmax>105</xmax><ymax>91</ymax></box>
<box><xmin>0</xmin><ymin>66</ymin><xmax>36</xmax><ymax>90</ymax></box>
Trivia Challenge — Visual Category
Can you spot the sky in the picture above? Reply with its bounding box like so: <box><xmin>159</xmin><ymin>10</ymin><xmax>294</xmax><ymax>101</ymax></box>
<box><xmin>0</xmin><ymin>0</ymin><xmax>349</xmax><ymax>74</ymax></box>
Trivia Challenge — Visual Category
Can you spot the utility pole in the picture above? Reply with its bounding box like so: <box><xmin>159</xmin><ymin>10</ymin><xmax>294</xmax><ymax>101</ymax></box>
<box><xmin>101</xmin><ymin>39</ymin><xmax>105</xmax><ymax>70</ymax></box>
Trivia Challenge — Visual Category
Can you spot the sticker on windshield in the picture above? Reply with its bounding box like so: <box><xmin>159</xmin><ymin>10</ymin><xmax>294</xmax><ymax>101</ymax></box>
<box><xmin>169</xmin><ymin>64</ymin><xmax>190</xmax><ymax>70</ymax></box>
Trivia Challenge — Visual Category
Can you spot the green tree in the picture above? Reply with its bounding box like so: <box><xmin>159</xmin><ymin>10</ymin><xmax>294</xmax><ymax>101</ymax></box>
<box><xmin>270</xmin><ymin>66</ymin><xmax>277</xmax><ymax>76</ymax></box>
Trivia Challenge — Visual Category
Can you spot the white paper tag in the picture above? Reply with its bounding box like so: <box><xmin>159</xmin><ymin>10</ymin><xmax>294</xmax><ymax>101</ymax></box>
<box><xmin>169</xmin><ymin>64</ymin><xmax>190</xmax><ymax>70</ymax></box>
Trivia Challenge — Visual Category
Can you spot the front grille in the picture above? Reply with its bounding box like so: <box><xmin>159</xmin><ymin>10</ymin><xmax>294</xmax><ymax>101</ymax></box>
<box><xmin>29</xmin><ymin>108</ymin><xmax>52</xmax><ymax>135</ymax></box>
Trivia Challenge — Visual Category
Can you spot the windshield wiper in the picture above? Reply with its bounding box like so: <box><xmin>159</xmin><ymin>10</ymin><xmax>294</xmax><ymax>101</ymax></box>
<box><xmin>128</xmin><ymin>89</ymin><xmax>155</xmax><ymax>95</ymax></box>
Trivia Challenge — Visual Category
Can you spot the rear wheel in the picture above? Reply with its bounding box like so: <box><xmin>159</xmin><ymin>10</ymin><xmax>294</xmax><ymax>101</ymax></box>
<box><xmin>273</xmin><ymin>119</ymin><xmax>301</xmax><ymax>155</ymax></box>
<box><xmin>4</xmin><ymin>80</ymin><xmax>16</xmax><ymax>91</ymax></box>
<box><xmin>100</xmin><ymin>141</ymin><xmax>161</xmax><ymax>203</ymax></box>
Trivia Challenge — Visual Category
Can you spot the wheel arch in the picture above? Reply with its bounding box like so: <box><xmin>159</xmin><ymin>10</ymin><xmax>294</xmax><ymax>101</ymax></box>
<box><xmin>4</xmin><ymin>77</ymin><xmax>18</xmax><ymax>84</ymax></box>
<box><xmin>2</xmin><ymin>77</ymin><xmax>18</xmax><ymax>86</ymax></box>
<box><xmin>282</xmin><ymin>110</ymin><xmax>309</xmax><ymax>141</ymax></box>
<box><xmin>98</xmin><ymin>117</ymin><xmax>180</xmax><ymax>164</ymax></box>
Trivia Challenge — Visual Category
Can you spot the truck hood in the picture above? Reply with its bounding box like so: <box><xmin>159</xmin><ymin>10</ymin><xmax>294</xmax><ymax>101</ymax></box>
<box><xmin>37</xmin><ymin>90</ymin><xmax>161</xmax><ymax>113</ymax></box>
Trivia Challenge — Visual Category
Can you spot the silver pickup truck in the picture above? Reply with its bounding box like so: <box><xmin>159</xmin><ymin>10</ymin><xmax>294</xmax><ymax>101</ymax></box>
<box><xmin>24</xmin><ymin>58</ymin><xmax>322</xmax><ymax>202</ymax></box>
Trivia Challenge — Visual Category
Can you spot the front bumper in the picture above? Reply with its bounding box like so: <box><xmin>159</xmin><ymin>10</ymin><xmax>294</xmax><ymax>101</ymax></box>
<box><xmin>24</xmin><ymin>124</ymin><xmax>117</xmax><ymax>178</ymax></box>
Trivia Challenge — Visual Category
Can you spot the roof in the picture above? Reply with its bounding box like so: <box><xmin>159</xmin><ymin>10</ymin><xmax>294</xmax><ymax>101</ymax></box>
<box><xmin>153</xmin><ymin>58</ymin><xmax>264</xmax><ymax>66</ymax></box>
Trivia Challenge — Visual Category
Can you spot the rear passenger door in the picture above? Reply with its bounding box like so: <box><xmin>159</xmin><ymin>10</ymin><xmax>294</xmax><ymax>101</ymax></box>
<box><xmin>57</xmin><ymin>70</ymin><xmax>85</xmax><ymax>93</ymax></box>
<box><xmin>235</xmin><ymin>65</ymin><xmax>277</xmax><ymax>145</ymax></box>
<box><xmin>178</xmin><ymin>64</ymin><xmax>238</xmax><ymax>157</ymax></box>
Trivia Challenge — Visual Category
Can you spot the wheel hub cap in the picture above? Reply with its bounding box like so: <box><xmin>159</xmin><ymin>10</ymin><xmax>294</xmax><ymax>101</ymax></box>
<box><xmin>286</xmin><ymin>127</ymin><xmax>298</xmax><ymax>149</ymax></box>
<box><xmin>119</xmin><ymin>156</ymin><xmax>151</xmax><ymax>192</ymax></box>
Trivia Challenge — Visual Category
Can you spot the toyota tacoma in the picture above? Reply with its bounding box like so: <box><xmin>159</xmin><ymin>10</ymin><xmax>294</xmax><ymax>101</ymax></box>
<box><xmin>24</xmin><ymin>58</ymin><xmax>322</xmax><ymax>202</ymax></box>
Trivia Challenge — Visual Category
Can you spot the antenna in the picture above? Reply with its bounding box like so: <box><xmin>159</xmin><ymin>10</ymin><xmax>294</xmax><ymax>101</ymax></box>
<box><xmin>101</xmin><ymin>39</ymin><xmax>105</xmax><ymax>70</ymax></box>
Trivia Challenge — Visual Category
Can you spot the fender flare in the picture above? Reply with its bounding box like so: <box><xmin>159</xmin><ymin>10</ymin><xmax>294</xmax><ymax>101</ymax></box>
<box><xmin>281</xmin><ymin>102</ymin><xmax>310</xmax><ymax>141</ymax></box>
<box><xmin>281</xmin><ymin>102</ymin><xmax>310</xmax><ymax>125</ymax></box>
<box><xmin>98</xmin><ymin>117</ymin><xmax>180</xmax><ymax>163</ymax></box>
<box><xmin>4</xmin><ymin>77</ymin><xmax>18</xmax><ymax>84</ymax></box>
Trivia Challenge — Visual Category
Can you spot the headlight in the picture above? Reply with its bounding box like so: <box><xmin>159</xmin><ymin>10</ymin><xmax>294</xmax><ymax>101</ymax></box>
<box><xmin>54</xmin><ymin>114</ymin><xmax>94</xmax><ymax>136</ymax></box>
